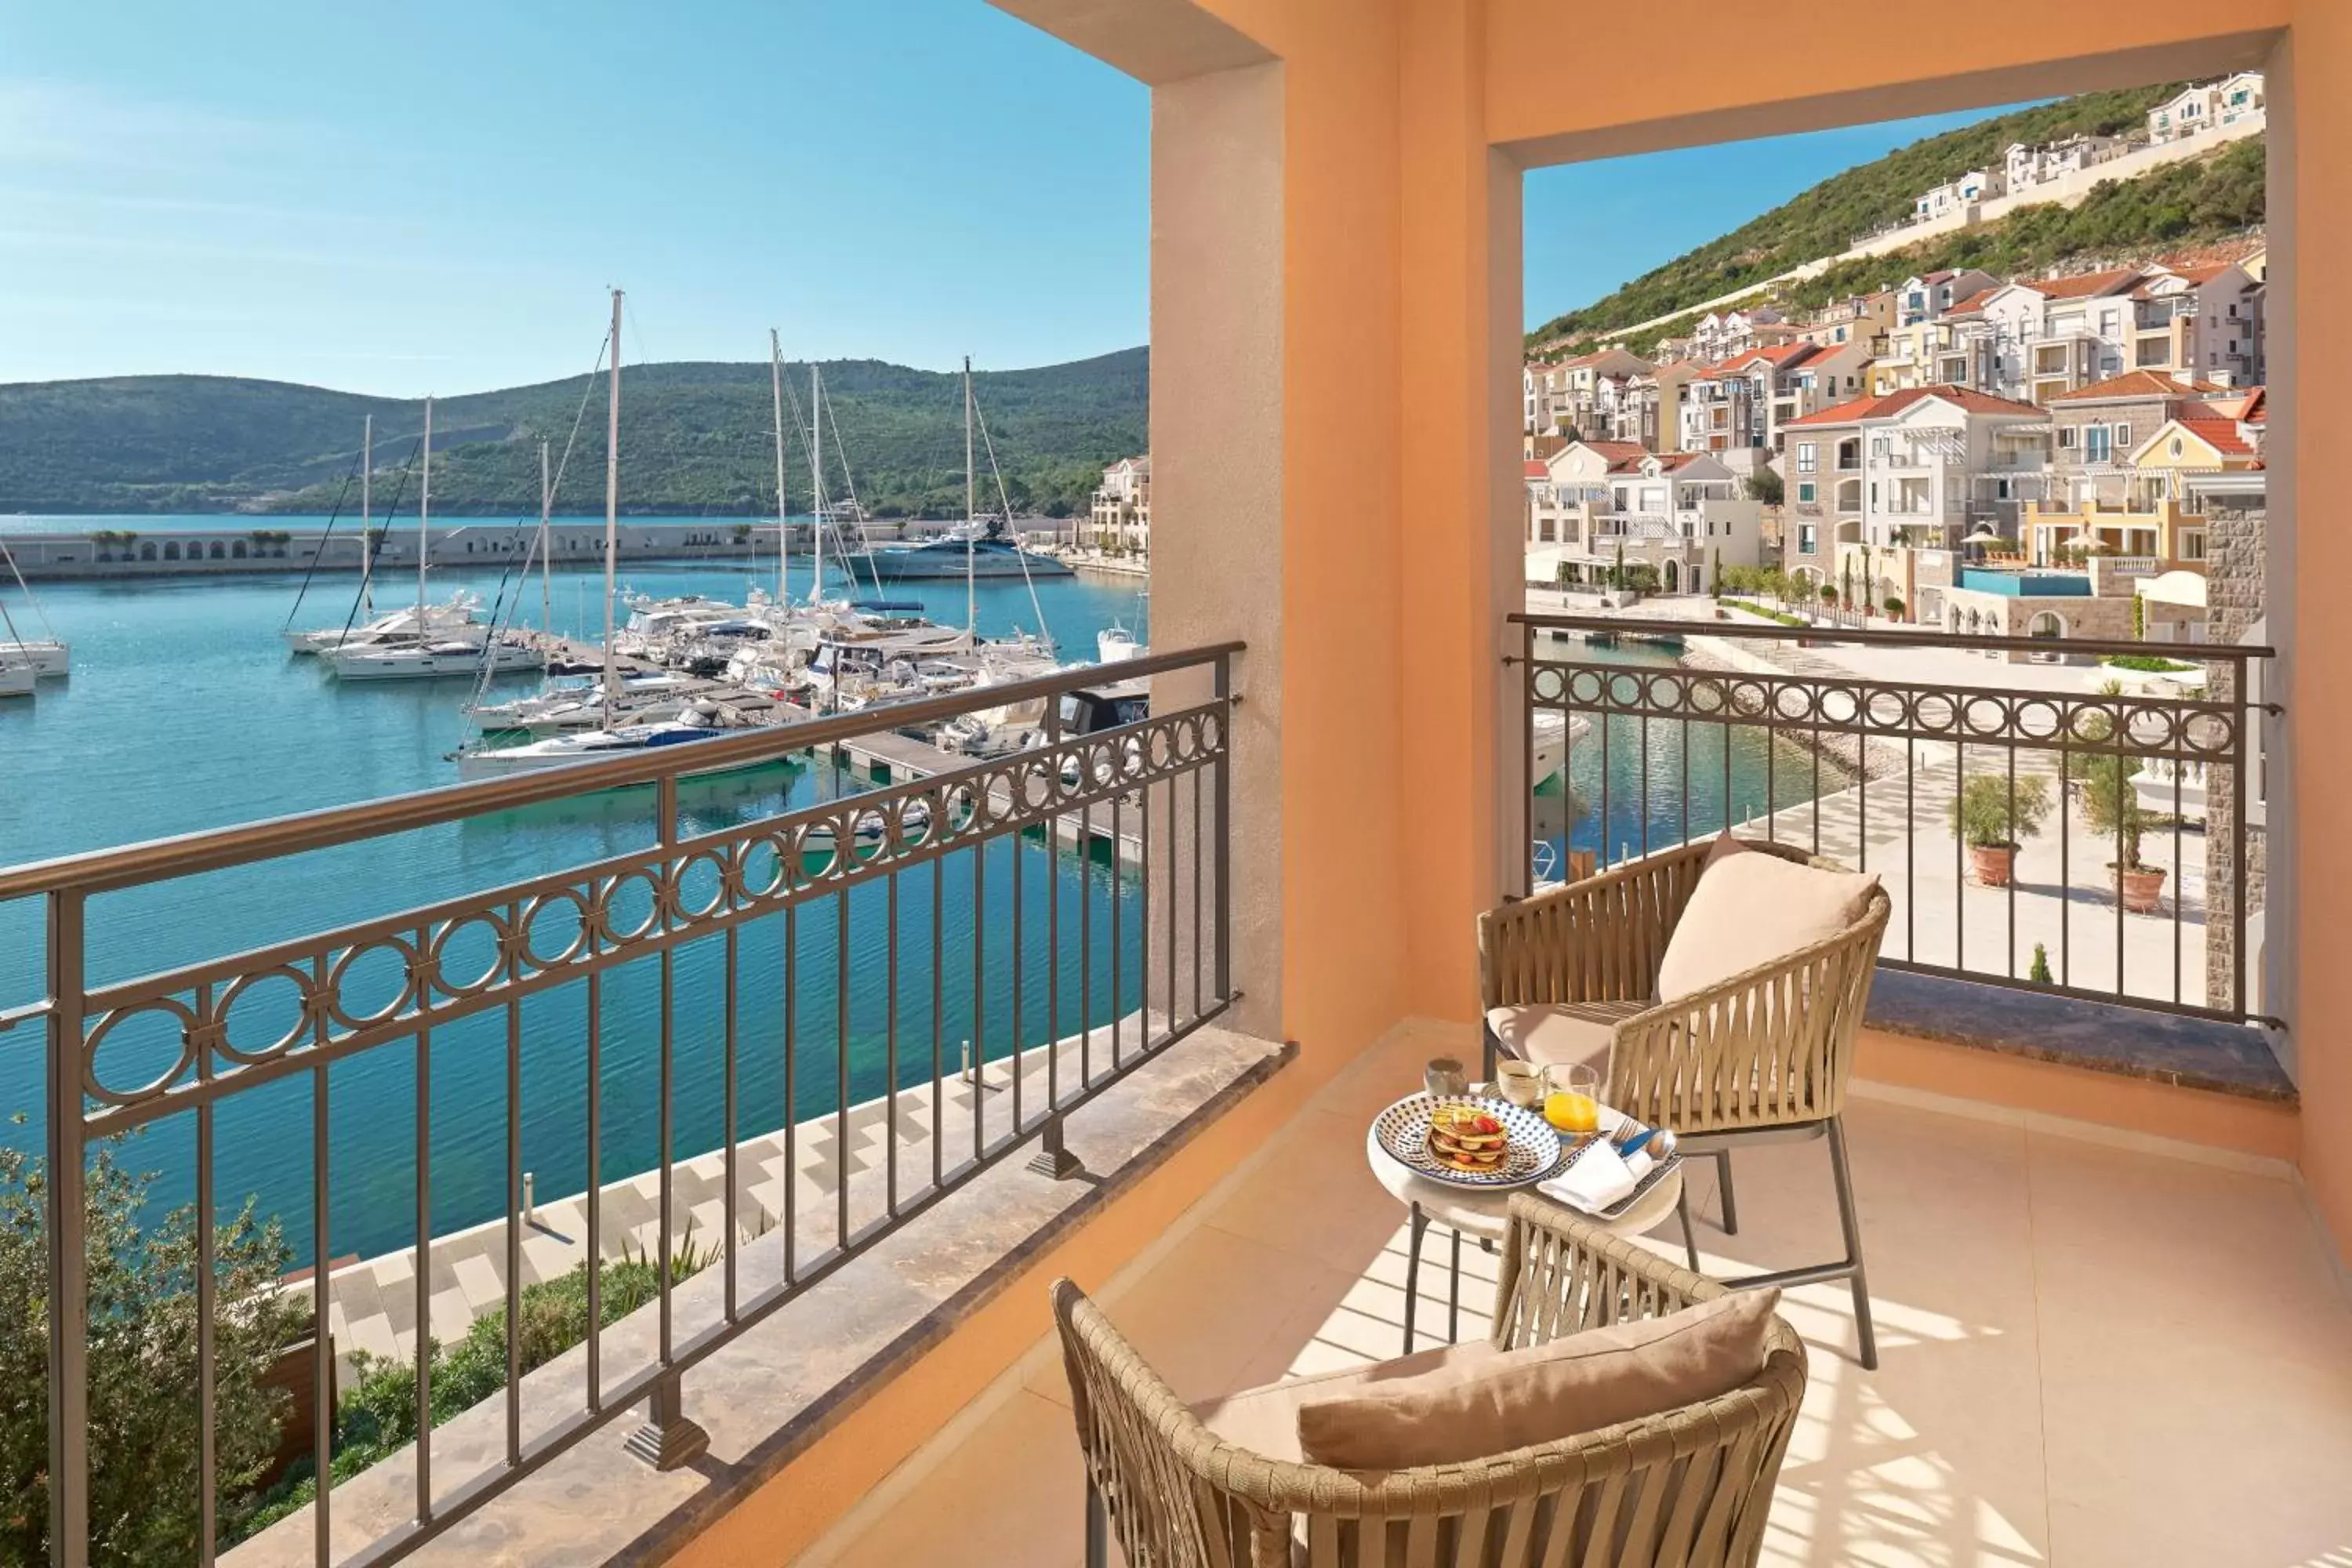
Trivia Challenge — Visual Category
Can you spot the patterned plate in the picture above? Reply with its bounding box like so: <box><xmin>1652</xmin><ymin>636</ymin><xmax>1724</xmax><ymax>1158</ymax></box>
<box><xmin>1373</xmin><ymin>1094</ymin><xmax>1568</xmax><ymax>1189</ymax></box>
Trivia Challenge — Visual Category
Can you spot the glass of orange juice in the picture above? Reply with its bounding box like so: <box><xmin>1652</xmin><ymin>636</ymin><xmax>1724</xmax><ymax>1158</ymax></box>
<box><xmin>1542</xmin><ymin>1064</ymin><xmax>1602</xmax><ymax>1137</ymax></box>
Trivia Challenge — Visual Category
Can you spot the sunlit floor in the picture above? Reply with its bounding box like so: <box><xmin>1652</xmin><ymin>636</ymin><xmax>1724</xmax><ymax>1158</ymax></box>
<box><xmin>800</xmin><ymin>1024</ymin><xmax>2352</xmax><ymax>1568</ymax></box>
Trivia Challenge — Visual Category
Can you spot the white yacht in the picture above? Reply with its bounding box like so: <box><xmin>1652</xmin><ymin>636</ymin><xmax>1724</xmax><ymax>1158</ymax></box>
<box><xmin>0</xmin><ymin>662</ymin><xmax>34</xmax><ymax>699</ymax></box>
<box><xmin>329</xmin><ymin>637</ymin><xmax>541</xmax><ymax>682</ymax></box>
<box><xmin>1530</xmin><ymin>709</ymin><xmax>1592</xmax><ymax>784</ymax></box>
<box><xmin>286</xmin><ymin>594</ymin><xmax>481</xmax><ymax>655</ymax></box>
<box><xmin>0</xmin><ymin>536</ymin><xmax>67</xmax><ymax>677</ymax></box>
<box><xmin>0</xmin><ymin>637</ymin><xmax>68</xmax><ymax>677</ymax></box>
<box><xmin>456</xmin><ymin>706</ymin><xmax>737</xmax><ymax>778</ymax></box>
<box><xmin>1095</xmin><ymin>625</ymin><xmax>1142</xmax><ymax>665</ymax></box>
<box><xmin>322</xmin><ymin>400</ymin><xmax>542</xmax><ymax>684</ymax></box>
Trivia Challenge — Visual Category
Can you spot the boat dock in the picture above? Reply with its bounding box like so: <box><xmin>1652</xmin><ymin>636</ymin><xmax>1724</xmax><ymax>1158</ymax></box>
<box><xmin>508</xmin><ymin>631</ymin><xmax>1145</xmax><ymax>868</ymax></box>
<box><xmin>830</xmin><ymin>731</ymin><xmax>1145</xmax><ymax>868</ymax></box>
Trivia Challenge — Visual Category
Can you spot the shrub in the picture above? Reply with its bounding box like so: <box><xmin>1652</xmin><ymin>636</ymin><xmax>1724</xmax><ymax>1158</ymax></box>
<box><xmin>1</xmin><ymin>1126</ymin><xmax>308</xmax><ymax>1566</ymax></box>
<box><xmin>1882</xmin><ymin>594</ymin><xmax>1906</xmax><ymax>619</ymax></box>
<box><xmin>234</xmin><ymin>1228</ymin><xmax>712</xmax><ymax>1542</ymax></box>
<box><xmin>1947</xmin><ymin>772</ymin><xmax>2053</xmax><ymax>849</ymax></box>
<box><xmin>2103</xmin><ymin>654</ymin><xmax>2197</xmax><ymax>673</ymax></box>
<box><xmin>2030</xmin><ymin>942</ymin><xmax>2053</xmax><ymax>984</ymax></box>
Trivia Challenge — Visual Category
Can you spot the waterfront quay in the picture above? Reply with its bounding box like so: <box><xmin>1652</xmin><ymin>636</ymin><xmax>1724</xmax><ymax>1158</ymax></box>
<box><xmin>4</xmin><ymin>520</ymin><xmax>786</xmax><ymax>581</ymax></box>
<box><xmin>0</xmin><ymin>514</ymin><xmax>1076</xmax><ymax>582</ymax></box>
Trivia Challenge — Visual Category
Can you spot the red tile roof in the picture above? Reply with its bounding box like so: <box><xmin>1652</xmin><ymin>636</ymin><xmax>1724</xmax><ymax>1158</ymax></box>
<box><xmin>2045</xmin><ymin>370</ymin><xmax>2223</xmax><ymax>402</ymax></box>
<box><xmin>2020</xmin><ymin>267</ymin><xmax>2145</xmax><ymax>300</ymax></box>
<box><xmin>1945</xmin><ymin>287</ymin><xmax>2000</xmax><ymax>315</ymax></box>
<box><xmin>1524</xmin><ymin>459</ymin><xmax>1549</xmax><ymax>479</ymax></box>
<box><xmin>1782</xmin><ymin>386</ymin><xmax>2044</xmax><ymax>428</ymax></box>
<box><xmin>2168</xmin><ymin>418</ymin><xmax>2256</xmax><ymax>457</ymax></box>
<box><xmin>1575</xmin><ymin>440</ymin><xmax>1647</xmax><ymax>462</ymax></box>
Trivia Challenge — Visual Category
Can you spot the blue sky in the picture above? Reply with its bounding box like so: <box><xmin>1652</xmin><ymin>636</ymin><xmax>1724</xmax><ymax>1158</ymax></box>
<box><xmin>1523</xmin><ymin>107</ymin><xmax>2023</xmax><ymax>329</ymax></box>
<box><xmin>0</xmin><ymin>1</ymin><xmax>1149</xmax><ymax>395</ymax></box>
<box><xmin>2</xmin><ymin>0</ymin><xmax>2017</xmax><ymax>396</ymax></box>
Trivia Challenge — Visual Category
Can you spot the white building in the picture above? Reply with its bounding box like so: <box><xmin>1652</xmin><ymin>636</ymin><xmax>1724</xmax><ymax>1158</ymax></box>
<box><xmin>1912</xmin><ymin>168</ymin><xmax>2004</xmax><ymax>223</ymax></box>
<box><xmin>1528</xmin><ymin>444</ymin><xmax>1762</xmax><ymax>593</ymax></box>
<box><xmin>1088</xmin><ymin>456</ymin><xmax>1151</xmax><ymax>554</ymax></box>
<box><xmin>1782</xmin><ymin>387</ymin><xmax>2050</xmax><ymax>553</ymax></box>
<box><xmin>2149</xmin><ymin>72</ymin><xmax>2263</xmax><ymax>143</ymax></box>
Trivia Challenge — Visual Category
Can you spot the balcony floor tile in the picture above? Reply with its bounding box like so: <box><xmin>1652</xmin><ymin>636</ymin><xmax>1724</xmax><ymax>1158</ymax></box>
<box><xmin>805</xmin><ymin>1028</ymin><xmax>2352</xmax><ymax>1568</ymax></box>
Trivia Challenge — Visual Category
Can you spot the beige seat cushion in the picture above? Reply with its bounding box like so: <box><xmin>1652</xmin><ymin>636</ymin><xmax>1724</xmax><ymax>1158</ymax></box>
<box><xmin>1484</xmin><ymin>1000</ymin><xmax>1635</xmax><ymax>1073</ymax></box>
<box><xmin>1192</xmin><ymin>1340</ymin><xmax>1495</xmax><ymax>1464</ymax></box>
<box><xmin>1656</xmin><ymin>850</ymin><xmax>1878</xmax><ymax>1002</ymax></box>
<box><xmin>1293</xmin><ymin>1290</ymin><xmax>1780</xmax><ymax>1472</ymax></box>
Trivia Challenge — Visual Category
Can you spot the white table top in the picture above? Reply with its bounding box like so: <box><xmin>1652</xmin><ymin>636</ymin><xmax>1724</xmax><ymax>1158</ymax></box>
<box><xmin>1363</xmin><ymin>1110</ymin><xmax>1684</xmax><ymax>1242</ymax></box>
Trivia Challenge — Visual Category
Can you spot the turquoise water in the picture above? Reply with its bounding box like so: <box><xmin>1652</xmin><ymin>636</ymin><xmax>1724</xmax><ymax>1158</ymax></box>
<box><xmin>1</xmin><ymin>545</ymin><xmax>1148</xmax><ymax>1265</ymax></box>
<box><xmin>1957</xmin><ymin>568</ymin><xmax>2091</xmax><ymax>597</ymax></box>
<box><xmin>1526</xmin><ymin>633</ymin><xmax>1839</xmax><ymax>879</ymax></box>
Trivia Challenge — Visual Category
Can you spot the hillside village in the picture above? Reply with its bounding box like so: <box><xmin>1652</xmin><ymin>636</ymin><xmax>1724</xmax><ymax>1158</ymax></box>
<box><xmin>1521</xmin><ymin>73</ymin><xmax>2267</xmax><ymax>652</ymax></box>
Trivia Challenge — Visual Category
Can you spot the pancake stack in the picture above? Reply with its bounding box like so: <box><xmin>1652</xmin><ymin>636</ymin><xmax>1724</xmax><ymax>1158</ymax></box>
<box><xmin>1425</xmin><ymin>1104</ymin><xmax>1511</xmax><ymax>1175</ymax></box>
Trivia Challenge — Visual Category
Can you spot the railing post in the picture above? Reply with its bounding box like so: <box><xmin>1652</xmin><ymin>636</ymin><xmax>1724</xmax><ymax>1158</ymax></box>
<box><xmin>46</xmin><ymin>888</ymin><xmax>89</xmax><ymax>1568</ymax></box>
<box><xmin>622</xmin><ymin>1368</ymin><xmax>710</xmax><ymax>1471</ymax></box>
<box><xmin>1212</xmin><ymin>651</ymin><xmax>1232</xmax><ymax>1005</ymax></box>
<box><xmin>1027</xmin><ymin>1112</ymin><xmax>1084</xmax><ymax>1181</ymax></box>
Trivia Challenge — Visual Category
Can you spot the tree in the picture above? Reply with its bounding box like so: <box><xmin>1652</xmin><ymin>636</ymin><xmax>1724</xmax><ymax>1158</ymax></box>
<box><xmin>1746</xmin><ymin>467</ymin><xmax>1784</xmax><ymax>506</ymax></box>
<box><xmin>1612</xmin><ymin>540</ymin><xmax>1628</xmax><ymax>591</ymax></box>
<box><xmin>2071</xmin><ymin>682</ymin><xmax>2152</xmax><ymax>871</ymax></box>
<box><xmin>2</xmin><ymin>1126</ymin><xmax>307</xmax><ymax>1565</ymax></box>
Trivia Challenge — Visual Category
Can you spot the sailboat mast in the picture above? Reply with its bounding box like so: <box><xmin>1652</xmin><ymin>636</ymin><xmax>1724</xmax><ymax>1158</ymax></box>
<box><xmin>964</xmin><ymin>355</ymin><xmax>976</xmax><ymax>637</ymax></box>
<box><xmin>604</xmin><ymin>288</ymin><xmax>624</xmax><ymax>716</ymax></box>
<box><xmin>539</xmin><ymin>438</ymin><xmax>554</xmax><ymax>636</ymax></box>
<box><xmin>417</xmin><ymin>398</ymin><xmax>432</xmax><ymax>627</ymax></box>
<box><xmin>810</xmin><ymin>365</ymin><xmax>825</xmax><ymax>605</ymax></box>
<box><xmin>770</xmin><ymin>330</ymin><xmax>789</xmax><ymax>605</ymax></box>
<box><xmin>359</xmin><ymin>413</ymin><xmax>373</xmax><ymax>619</ymax></box>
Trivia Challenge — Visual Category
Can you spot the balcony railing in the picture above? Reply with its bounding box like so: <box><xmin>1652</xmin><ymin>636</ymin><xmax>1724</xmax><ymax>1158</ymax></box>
<box><xmin>1510</xmin><ymin>614</ymin><xmax>2278</xmax><ymax>1025</ymax></box>
<box><xmin>5</xmin><ymin>643</ymin><xmax>1240</xmax><ymax>1567</ymax></box>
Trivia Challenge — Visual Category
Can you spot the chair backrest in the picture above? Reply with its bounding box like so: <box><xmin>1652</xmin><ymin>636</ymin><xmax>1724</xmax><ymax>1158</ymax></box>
<box><xmin>1051</xmin><ymin>1243</ymin><xmax>1809</xmax><ymax>1568</ymax></box>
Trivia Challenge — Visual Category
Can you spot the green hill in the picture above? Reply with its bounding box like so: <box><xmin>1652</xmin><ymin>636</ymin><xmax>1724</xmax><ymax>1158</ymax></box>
<box><xmin>0</xmin><ymin>349</ymin><xmax>1149</xmax><ymax>519</ymax></box>
<box><xmin>1529</xmin><ymin>82</ymin><xmax>2250</xmax><ymax>348</ymax></box>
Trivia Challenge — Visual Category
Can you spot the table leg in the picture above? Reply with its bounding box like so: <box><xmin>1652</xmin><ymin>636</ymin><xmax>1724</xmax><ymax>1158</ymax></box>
<box><xmin>1402</xmin><ymin>1202</ymin><xmax>1426</xmax><ymax>1355</ymax></box>
<box><xmin>1447</xmin><ymin>1228</ymin><xmax>1461</xmax><ymax>1343</ymax></box>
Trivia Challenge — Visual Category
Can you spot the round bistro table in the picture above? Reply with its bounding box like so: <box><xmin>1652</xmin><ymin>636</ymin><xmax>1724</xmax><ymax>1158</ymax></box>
<box><xmin>1366</xmin><ymin>1118</ymin><xmax>1684</xmax><ymax>1352</ymax></box>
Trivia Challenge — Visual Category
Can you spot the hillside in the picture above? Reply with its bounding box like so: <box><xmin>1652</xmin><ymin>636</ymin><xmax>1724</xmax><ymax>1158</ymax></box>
<box><xmin>1529</xmin><ymin>83</ymin><xmax>2211</xmax><ymax>347</ymax></box>
<box><xmin>0</xmin><ymin>349</ymin><xmax>1149</xmax><ymax>519</ymax></box>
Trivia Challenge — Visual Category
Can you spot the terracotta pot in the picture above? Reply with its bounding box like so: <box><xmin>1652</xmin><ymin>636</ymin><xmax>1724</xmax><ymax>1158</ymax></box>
<box><xmin>2114</xmin><ymin>863</ymin><xmax>2167</xmax><ymax>915</ymax></box>
<box><xmin>1967</xmin><ymin>843</ymin><xmax>2018</xmax><ymax>887</ymax></box>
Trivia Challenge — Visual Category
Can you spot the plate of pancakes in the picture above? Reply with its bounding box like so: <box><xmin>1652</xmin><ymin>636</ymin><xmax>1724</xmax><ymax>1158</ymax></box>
<box><xmin>1373</xmin><ymin>1094</ymin><xmax>1567</xmax><ymax>1189</ymax></box>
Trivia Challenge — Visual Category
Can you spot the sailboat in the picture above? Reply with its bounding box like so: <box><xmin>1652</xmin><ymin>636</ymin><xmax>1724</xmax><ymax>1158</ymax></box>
<box><xmin>0</xmin><ymin>535</ymin><xmax>69</xmax><ymax>676</ymax></box>
<box><xmin>456</xmin><ymin>289</ymin><xmax>735</xmax><ymax>778</ymax></box>
<box><xmin>285</xmin><ymin>415</ymin><xmax>483</xmax><ymax>654</ymax></box>
<box><xmin>325</xmin><ymin>399</ymin><xmax>540</xmax><ymax>681</ymax></box>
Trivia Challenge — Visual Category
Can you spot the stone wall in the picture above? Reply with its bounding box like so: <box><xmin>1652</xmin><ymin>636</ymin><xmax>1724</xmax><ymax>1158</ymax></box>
<box><xmin>2202</xmin><ymin>496</ymin><xmax>2267</xmax><ymax>1010</ymax></box>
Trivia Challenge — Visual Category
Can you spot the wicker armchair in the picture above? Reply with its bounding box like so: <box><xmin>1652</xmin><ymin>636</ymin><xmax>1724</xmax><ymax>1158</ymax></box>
<box><xmin>1054</xmin><ymin>1195</ymin><xmax>1806</xmax><ymax>1568</ymax></box>
<box><xmin>1479</xmin><ymin>838</ymin><xmax>1891</xmax><ymax>1367</ymax></box>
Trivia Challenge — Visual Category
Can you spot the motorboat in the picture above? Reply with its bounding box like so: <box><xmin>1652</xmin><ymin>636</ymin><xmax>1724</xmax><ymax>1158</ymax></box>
<box><xmin>847</xmin><ymin>523</ymin><xmax>1074</xmax><ymax>582</ymax></box>
<box><xmin>1530</xmin><ymin>710</ymin><xmax>1592</xmax><ymax>784</ymax></box>
<box><xmin>1096</xmin><ymin>625</ymin><xmax>1142</xmax><ymax>665</ymax></box>
<box><xmin>286</xmin><ymin>593</ymin><xmax>481</xmax><ymax>655</ymax></box>
<box><xmin>454</xmin><ymin>705</ymin><xmax>738</xmax><ymax>779</ymax></box>
<box><xmin>328</xmin><ymin>637</ymin><xmax>541</xmax><ymax>682</ymax></box>
<box><xmin>466</xmin><ymin>672</ymin><xmax>699</xmax><ymax>737</ymax></box>
<box><xmin>0</xmin><ymin>637</ymin><xmax>68</xmax><ymax>677</ymax></box>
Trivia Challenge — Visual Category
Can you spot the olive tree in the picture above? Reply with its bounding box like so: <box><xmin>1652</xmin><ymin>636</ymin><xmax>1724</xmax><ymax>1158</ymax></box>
<box><xmin>2</xmin><ymin>1125</ymin><xmax>305</xmax><ymax>1566</ymax></box>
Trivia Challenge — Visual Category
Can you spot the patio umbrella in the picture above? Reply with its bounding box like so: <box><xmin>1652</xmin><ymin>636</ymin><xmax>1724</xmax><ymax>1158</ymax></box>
<box><xmin>1962</xmin><ymin>526</ymin><xmax>2005</xmax><ymax>543</ymax></box>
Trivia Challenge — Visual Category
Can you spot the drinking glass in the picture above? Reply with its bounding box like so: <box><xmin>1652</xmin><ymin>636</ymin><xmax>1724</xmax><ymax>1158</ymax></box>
<box><xmin>1541</xmin><ymin>1062</ymin><xmax>1602</xmax><ymax>1136</ymax></box>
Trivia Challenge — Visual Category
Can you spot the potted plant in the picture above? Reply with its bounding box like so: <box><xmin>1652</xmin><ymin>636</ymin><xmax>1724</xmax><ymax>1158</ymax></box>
<box><xmin>1948</xmin><ymin>772</ymin><xmax>2053</xmax><ymax>887</ymax></box>
<box><xmin>2072</xmin><ymin>687</ymin><xmax>2165</xmax><ymax>913</ymax></box>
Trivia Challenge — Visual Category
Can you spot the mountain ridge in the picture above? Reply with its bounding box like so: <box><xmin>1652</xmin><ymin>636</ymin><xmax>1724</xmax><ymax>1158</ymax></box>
<box><xmin>0</xmin><ymin>348</ymin><xmax>1149</xmax><ymax>519</ymax></box>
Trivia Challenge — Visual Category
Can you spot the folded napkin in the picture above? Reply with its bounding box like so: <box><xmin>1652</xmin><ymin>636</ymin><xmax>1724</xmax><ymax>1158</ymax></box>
<box><xmin>1540</xmin><ymin>1138</ymin><xmax>1656</xmax><ymax>1215</ymax></box>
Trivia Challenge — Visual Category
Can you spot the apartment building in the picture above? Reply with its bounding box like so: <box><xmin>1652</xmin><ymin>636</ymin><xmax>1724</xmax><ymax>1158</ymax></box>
<box><xmin>2149</xmin><ymin>71</ymin><xmax>2266</xmax><ymax>143</ymax></box>
<box><xmin>1783</xmin><ymin>385</ymin><xmax>2049</xmax><ymax>550</ymax></box>
<box><xmin>1088</xmin><ymin>454</ymin><xmax>1151</xmax><ymax>553</ymax></box>
<box><xmin>1798</xmin><ymin>289</ymin><xmax>1898</xmax><ymax>348</ymax></box>
<box><xmin>1612</xmin><ymin>361</ymin><xmax>1700</xmax><ymax>450</ymax></box>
